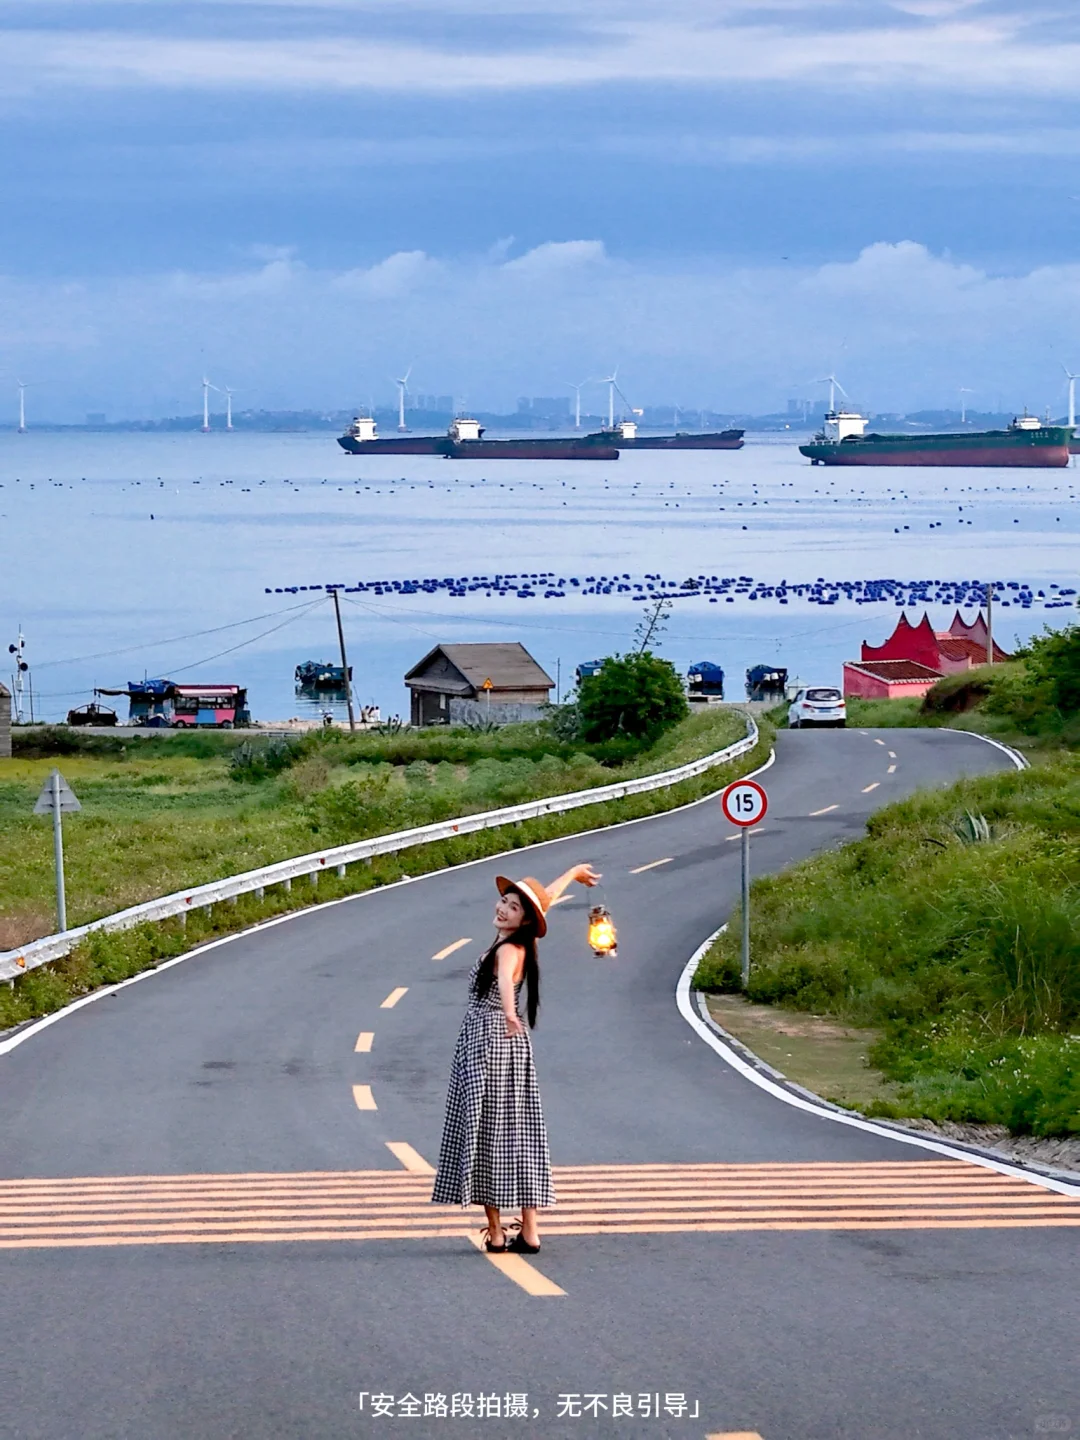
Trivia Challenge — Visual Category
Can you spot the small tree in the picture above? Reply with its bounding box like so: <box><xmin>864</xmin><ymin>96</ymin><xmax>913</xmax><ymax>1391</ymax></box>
<box><xmin>1026</xmin><ymin>622</ymin><xmax>1080</xmax><ymax>715</ymax></box>
<box><xmin>577</xmin><ymin>651</ymin><xmax>689</xmax><ymax>743</ymax></box>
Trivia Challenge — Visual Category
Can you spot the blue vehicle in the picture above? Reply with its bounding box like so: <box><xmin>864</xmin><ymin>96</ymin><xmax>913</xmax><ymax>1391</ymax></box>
<box><xmin>746</xmin><ymin>665</ymin><xmax>788</xmax><ymax>701</ymax></box>
<box><xmin>688</xmin><ymin>661</ymin><xmax>724</xmax><ymax>699</ymax></box>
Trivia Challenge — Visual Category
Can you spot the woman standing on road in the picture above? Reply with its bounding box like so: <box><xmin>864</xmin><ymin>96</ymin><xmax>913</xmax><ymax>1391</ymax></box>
<box><xmin>431</xmin><ymin>864</ymin><xmax>600</xmax><ymax>1253</ymax></box>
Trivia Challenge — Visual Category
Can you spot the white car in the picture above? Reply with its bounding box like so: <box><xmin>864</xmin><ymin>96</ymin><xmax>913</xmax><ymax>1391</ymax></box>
<box><xmin>788</xmin><ymin>686</ymin><xmax>846</xmax><ymax>728</ymax></box>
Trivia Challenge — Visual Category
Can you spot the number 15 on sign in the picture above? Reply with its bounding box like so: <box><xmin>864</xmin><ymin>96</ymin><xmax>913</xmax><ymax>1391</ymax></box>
<box><xmin>721</xmin><ymin>781</ymin><xmax>767</xmax><ymax>987</ymax></box>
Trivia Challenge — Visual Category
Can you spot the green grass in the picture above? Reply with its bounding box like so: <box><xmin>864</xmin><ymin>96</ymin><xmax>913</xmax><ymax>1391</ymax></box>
<box><xmin>0</xmin><ymin>707</ymin><xmax>750</xmax><ymax>949</ymax></box>
<box><xmin>0</xmin><ymin>715</ymin><xmax>772</xmax><ymax>1032</ymax></box>
<box><xmin>693</xmin><ymin>752</ymin><xmax>1080</xmax><ymax>1136</ymax></box>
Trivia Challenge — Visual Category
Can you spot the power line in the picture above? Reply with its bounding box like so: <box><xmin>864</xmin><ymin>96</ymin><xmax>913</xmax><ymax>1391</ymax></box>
<box><xmin>33</xmin><ymin>599</ymin><xmax>323</xmax><ymax>670</ymax></box>
<box><xmin>160</xmin><ymin>600</ymin><xmax>327</xmax><ymax>676</ymax></box>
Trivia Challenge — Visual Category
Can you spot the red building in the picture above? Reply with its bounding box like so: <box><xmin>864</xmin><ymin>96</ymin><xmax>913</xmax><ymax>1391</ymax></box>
<box><xmin>843</xmin><ymin>610</ymin><xmax>1008</xmax><ymax>701</ymax></box>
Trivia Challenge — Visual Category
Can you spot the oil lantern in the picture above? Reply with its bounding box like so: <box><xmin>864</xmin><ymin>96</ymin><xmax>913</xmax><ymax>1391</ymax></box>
<box><xmin>587</xmin><ymin>904</ymin><xmax>618</xmax><ymax>957</ymax></box>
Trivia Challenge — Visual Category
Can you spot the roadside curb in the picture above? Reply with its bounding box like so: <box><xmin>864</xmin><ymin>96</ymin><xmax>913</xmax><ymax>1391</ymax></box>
<box><xmin>694</xmin><ymin>990</ymin><xmax>1080</xmax><ymax>1189</ymax></box>
<box><xmin>678</xmin><ymin>927</ymin><xmax>1080</xmax><ymax>1198</ymax></box>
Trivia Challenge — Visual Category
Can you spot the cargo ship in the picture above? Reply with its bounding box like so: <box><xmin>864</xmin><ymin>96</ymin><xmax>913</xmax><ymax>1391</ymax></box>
<box><xmin>800</xmin><ymin>411</ymin><xmax>1071</xmax><ymax>468</ymax></box>
<box><xmin>443</xmin><ymin>417</ymin><xmax>617</xmax><ymax>460</ymax></box>
<box><xmin>337</xmin><ymin>415</ymin><xmax>617</xmax><ymax>459</ymax></box>
<box><xmin>582</xmin><ymin>421</ymin><xmax>744</xmax><ymax>450</ymax></box>
<box><xmin>337</xmin><ymin>416</ymin><xmax>446</xmax><ymax>455</ymax></box>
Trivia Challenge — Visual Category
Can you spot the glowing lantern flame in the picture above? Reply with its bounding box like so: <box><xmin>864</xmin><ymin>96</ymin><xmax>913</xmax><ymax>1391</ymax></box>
<box><xmin>588</xmin><ymin>905</ymin><xmax>618</xmax><ymax>955</ymax></box>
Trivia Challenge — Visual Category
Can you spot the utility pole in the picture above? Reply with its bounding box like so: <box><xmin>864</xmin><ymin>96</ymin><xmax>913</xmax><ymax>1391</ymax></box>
<box><xmin>985</xmin><ymin>582</ymin><xmax>994</xmax><ymax>665</ymax></box>
<box><xmin>331</xmin><ymin>588</ymin><xmax>356</xmax><ymax>731</ymax></box>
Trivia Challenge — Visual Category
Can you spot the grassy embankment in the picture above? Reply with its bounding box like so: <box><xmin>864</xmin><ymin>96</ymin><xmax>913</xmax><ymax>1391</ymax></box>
<box><xmin>697</xmin><ymin>643</ymin><xmax>1080</xmax><ymax>1138</ymax></box>
<box><xmin>0</xmin><ymin>706</ymin><xmax>767</xmax><ymax>1030</ymax></box>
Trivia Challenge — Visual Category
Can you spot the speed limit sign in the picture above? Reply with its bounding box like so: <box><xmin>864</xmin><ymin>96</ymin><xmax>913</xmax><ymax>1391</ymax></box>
<box><xmin>721</xmin><ymin>779</ymin><xmax>768</xmax><ymax>827</ymax></box>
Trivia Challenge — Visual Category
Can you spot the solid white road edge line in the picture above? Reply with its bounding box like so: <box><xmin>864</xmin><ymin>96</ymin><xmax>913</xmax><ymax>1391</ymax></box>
<box><xmin>937</xmin><ymin>728</ymin><xmax>1028</xmax><ymax>771</ymax></box>
<box><xmin>0</xmin><ymin>748</ymin><xmax>777</xmax><ymax>1060</ymax></box>
<box><xmin>676</xmin><ymin>928</ymin><xmax>1079</xmax><ymax>1199</ymax></box>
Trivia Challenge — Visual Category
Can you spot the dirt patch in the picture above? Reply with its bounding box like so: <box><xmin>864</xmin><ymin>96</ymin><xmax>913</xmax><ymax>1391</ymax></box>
<box><xmin>705</xmin><ymin>994</ymin><xmax>1080</xmax><ymax>1179</ymax></box>
<box><xmin>705</xmin><ymin>994</ymin><xmax>905</xmax><ymax>1110</ymax></box>
<box><xmin>0</xmin><ymin>908</ymin><xmax>55</xmax><ymax>950</ymax></box>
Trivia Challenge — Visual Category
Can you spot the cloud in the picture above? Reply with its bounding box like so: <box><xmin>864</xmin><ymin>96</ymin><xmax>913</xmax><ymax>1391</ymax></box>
<box><xmin>3</xmin><ymin>239</ymin><xmax>1080</xmax><ymax>418</ymax></box>
<box><xmin>500</xmin><ymin>240</ymin><xmax>607</xmax><ymax>275</ymax></box>
<box><xmin>4</xmin><ymin>5</ymin><xmax>1080</xmax><ymax>99</ymax></box>
<box><xmin>334</xmin><ymin>250</ymin><xmax>442</xmax><ymax>298</ymax></box>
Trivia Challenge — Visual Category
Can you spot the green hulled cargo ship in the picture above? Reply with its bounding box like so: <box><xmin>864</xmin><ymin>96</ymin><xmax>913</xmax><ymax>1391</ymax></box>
<box><xmin>800</xmin><ymin>411</ymin><xmax>1072</xmax><ymax>468</ymax></box>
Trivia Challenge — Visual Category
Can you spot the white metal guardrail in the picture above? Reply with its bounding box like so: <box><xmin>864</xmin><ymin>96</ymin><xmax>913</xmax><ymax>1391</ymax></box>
<box><xmin>0</xmin><ymin>717</ymin><xmax>759</xmax><ymax>984</ymax></box>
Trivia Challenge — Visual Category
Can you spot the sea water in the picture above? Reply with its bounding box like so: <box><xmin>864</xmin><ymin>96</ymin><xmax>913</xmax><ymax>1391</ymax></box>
<box><xmin>0</xmin><ymin>430</ymin><xmax>1076</xmax><ymax>723</ymax></box>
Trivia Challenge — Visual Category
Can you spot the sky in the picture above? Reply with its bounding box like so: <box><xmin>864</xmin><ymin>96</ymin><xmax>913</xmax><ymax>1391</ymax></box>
<box><xmin>2</xmin><ymin>0</ymin><xmax>1080</xmax><ymax>419</ymax></box>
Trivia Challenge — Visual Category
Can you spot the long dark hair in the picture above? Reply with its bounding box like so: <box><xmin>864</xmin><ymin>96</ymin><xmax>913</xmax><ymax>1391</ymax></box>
<box><xmin>472</xmin><ymin>896</ymin><xmax>541</xmax><ymax>1028</ymax></box>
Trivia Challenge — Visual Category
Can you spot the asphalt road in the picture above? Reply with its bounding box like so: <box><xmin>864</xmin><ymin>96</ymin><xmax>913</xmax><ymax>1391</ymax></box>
<box><xmin>1</xmin><ymin>728</ymin><xmax>1077</xmax><ymax>1440</ymax></box>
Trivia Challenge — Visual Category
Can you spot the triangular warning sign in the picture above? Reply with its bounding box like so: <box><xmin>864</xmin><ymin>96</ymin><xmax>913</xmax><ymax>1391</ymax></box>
<box><xmin>34</xmin><ymin>768</ymin><xmax>82</xmax><ymax>815</ymax></box>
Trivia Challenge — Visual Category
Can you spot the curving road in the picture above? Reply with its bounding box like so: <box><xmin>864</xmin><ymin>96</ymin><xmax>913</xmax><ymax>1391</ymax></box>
<box><xmin>1</xmin><ymin>728</ymin><xmax>1078</xmax><ymax>1440</ymax></box>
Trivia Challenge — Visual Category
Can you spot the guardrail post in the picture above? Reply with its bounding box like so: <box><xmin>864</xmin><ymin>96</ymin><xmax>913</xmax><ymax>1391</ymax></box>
<box><xmin>309</xmin><ymin>872</ymin><xmax>319</xmax><ymax>889</ymax></box>
<box><xmin>282</xmin><ymin>878</ymin><xmax>292</xmax><ymax>892</ymax></box>
<box><xmin>336</xmin><ymin>864</ymin><xmax>346</xmax><ymax>879</ymax></box>
<box><xmin>255</xmin><ymin>886</ymin><xmax>264</xmax><ymax>900</ymax></box>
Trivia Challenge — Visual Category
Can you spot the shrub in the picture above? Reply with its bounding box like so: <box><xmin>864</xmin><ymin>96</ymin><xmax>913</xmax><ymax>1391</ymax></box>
<box><xmin>577</xmin><ymin>652</ymin><xmax>689</xmax><ymax>743</ymax></box>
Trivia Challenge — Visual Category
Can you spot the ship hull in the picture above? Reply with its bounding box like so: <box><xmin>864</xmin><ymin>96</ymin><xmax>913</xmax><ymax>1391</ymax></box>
<box><xmin>800</xmin><ymin>428</ymin><xmax>1071</xmax><ymax>468</ymax></box>
<box><xmin>628</xmin><ymin>430</ymin><xmax>744</xmax><ymax>450</ymax></box>
<box><xmin>446</xmin><ymin>440</ymin><xmax>618</xmax><ymax>460</ymax></box>
<box><xmin>338</xmin><ymin>435</ymin><xmax>448</xmax><ymax>455</ymax></box>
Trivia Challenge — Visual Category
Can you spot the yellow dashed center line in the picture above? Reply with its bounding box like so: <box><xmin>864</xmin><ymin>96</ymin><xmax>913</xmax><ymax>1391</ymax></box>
<box><xmin>351</xmin><ymin>1085</ymin><xmax>377</xmax><ymax>1111</ymax></box>
<box><xmin>630</xmin><ymin>857</ymin><xmax>673</xmax><ymax>874</ymax></box>
<box><xmin>862</xmin><ymin>782</ymin><xmax>880</xmax><ymax>794</ymax></box>
<box><xmin>466</xmin><ymin>1231</ymin><xmax>565</xmax><ymax>1295</ymax></box>
<box><xmin>385</xmin><ymin>1143</ymin><xmax>435</xmax><ymax>1175</ymax></box>
<box><xmin>887</xmin><ymin>764</ymin><xmax>896</xmax><ymax>774</ymax></box>
<box><xmin>432</xmin><ymin>938</ymin><xmax>472</xmax><ymax>961</ymax></box>
<box><xmin>381</xmin><ymin>987</ymin><xmax>408</xmax><ymax>1009</ymax></box>
<box><xmin>354</xmin><ymin>1032</ymin><xmax>374</xmax><ymax>1053</ymax></box>
<box><xmin>809</xmin><ymin>804</ymin><xmax>838</xmax><ymax>816</ymax></box>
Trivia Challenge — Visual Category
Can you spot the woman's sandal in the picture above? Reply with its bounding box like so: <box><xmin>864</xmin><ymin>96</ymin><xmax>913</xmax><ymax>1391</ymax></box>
<box><xmin>506</xmin><ymin>1231</ymin><xmax>540</xmax><ymax>1255</ymax></box>
<box><xmin>480</xmin><ymin>1227</ymin><xmax>507</xmax><ymax>1253</ymax></box>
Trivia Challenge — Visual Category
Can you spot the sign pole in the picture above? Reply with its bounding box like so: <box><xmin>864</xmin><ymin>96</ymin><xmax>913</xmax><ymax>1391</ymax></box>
<box><xmin>51</xmin><ymin>769</ymin><xmax>68</xmax><ymax>933</ymax></box>
<box><xmin>740</xmin><ymin>826</ymin><xmax>750</xmax><ymax>988</ymax></box>
<box><xmin>720</xmin><ymin>777</ymin><xmax>768</xmax><ymax>993</ymax></box>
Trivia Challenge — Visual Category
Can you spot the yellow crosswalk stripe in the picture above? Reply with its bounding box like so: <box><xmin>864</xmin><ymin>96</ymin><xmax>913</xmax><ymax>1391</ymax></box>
<box><xmin>0</xmin><ymin>1162</ymin><xmax>1074</xmax><ymax>1251</ymax></box>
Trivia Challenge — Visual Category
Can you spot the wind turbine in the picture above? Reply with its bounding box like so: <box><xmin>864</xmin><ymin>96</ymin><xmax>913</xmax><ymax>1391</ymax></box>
<box><xmin>394</xmin><ymin>366</ymin><xmax>412</xmax><ymax>432</ymax></box>
<box><xmin>812</xmin><ymin>374</ymin><xmax>847</xmax><ymax>413</ymax></box>
<box><xmin>598</xmin><ymin>369</ymin><xmax>619</xmax><ymax>429</ymax></box>
<box><xmin>959</xmin><ymin>387</ymin><xmax>975</xmax><ymax>425</ymax></box>
<box><xmin>201</xmin><ymin>377</ymin><xmax>212</xmax><ymax>432</ymax></box>
<box><xmin>222</xmin><ymin>386</ymin><xmax>235</xmax><ymax>431</ymax></box>
<box><xmin>1063</xmin><ymin>364</ymin><xmax>1078</xmax><ymax>430</ymax></box>
<box><xmin>16</xmin><ymin>380</ymin><xmax>27</xmax><ymax>433</ymax></box>
<box><xmin>563</xmin><ymin>379</ymin><xmax>588</xmax><ymax>429</ymax></box>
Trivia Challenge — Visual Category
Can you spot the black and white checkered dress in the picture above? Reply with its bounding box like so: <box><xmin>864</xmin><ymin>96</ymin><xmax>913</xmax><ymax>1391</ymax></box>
<box><xmin>431</xmin><ymin>953</ymin><xmax>554</xmax><ymax>1210</ymax></box>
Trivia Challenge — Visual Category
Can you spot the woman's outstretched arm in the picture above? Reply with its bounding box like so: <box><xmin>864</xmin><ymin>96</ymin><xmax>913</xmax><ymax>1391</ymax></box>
<box><xmin>546</xmin><ymin>863</ymin><xmax>601</xmax><ymax>904</ymax></box>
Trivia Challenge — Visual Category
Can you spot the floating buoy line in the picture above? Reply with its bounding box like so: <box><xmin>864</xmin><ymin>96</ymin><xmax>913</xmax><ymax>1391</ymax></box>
<box><xmin>266</xmin><ymin>574</ymin><xmax>1077</xmax><ymax>612</ymax></box>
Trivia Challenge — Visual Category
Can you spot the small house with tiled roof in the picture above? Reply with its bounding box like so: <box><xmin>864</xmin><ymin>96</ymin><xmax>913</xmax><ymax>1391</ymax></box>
<box><xmin>404</xmin><ymin>642</ymin><xmax>554</xmax><ymax>727</ymax></box>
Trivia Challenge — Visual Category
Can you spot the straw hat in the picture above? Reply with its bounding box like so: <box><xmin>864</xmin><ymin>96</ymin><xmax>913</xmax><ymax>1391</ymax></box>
<box><xmin>495</xmin><ymin>875</ymin><xmax>550</xmax><ymax>938</ymax></box>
